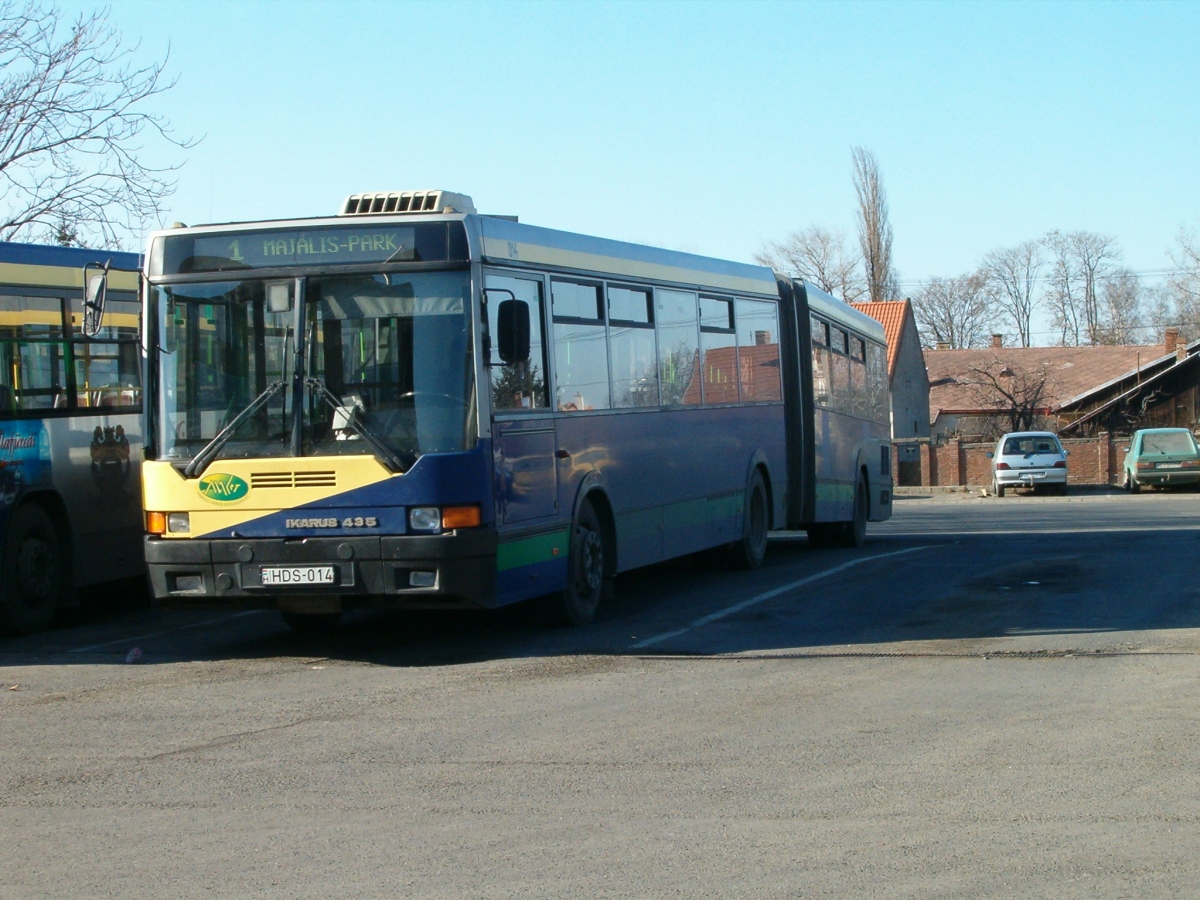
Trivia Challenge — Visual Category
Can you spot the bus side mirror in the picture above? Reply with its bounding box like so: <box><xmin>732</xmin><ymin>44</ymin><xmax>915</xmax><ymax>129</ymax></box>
<box><xmin>81</xmin><ymin>263</ymin><xmax>108</xmax><ymax>338</ymax></box>
<box><xmin>497</xmin><ymin>298</ymin><xmax>530</xmax><ymax>364</ymax></box>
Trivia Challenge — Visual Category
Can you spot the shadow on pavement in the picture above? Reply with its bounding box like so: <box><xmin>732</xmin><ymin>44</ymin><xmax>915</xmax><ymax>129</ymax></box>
<box><xmin>6</xmin><ymin>522</ymin><xmax>1200</xmax><ymax>668</ymax></box>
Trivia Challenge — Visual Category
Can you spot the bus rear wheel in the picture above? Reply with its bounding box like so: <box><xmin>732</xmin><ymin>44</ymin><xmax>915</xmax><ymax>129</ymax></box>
<box><xmin>838</xmin><ymin>475</ymin><xmax>868</xmax><ymax>549</ymax></box>
<box><xmin>548</xmin><ymin>498</ymin><xmax>606</xmax><ymax>626</ymax></box>
<box><xmin>730</xmin><ymin>470</ymin><xmax>768</xmax><ymax>570</ymax></box>
<box><xmin>0</xmin><ymin>503</ymin><xmax>64</xmax><ymax>635</ymax></box>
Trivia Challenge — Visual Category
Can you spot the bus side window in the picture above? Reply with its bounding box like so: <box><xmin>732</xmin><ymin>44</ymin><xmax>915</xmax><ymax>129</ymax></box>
<box><xmin>487</xmin><ymin>274</ymin><xmax>548</xmax><ymax>410</ymax></box>
<box><xmin>830</xmin><ymin>328</ymin><xmax>850</xmax><ymax>412</ymax></box>
<box><xmin>656</xmin><ymin>289</ymin><xmax>700</xmax><ymax>406</ymax></box>
<box><xmin>551</xmin><ymin>280</ymin><xmax>609</xmax><ymax>411</ymax></box>
<box><xmin>735</xmin><ymin>298</ymin><xmax>781</xmax><ymax>402</ymax></box>
<box><xmin>608</xmin><ymin>285</ymin><xmax>658</xmax><ymax>408</ymax></box>
<box><xmin>811</xmin><ymin>315</ymin><xmax>829</xmax><ymax>407</ymax></box>
<box><xmin>867</xmin><ymin>341</ymin><xmax>887</xmax><ymax>422</ymax></box>
<box><xmin>0</xmin><ymin>294</ymin><xmax>70</xmax><ymax>413</ymax></box>
<box><xmin>850</xmin><ymin>336</ymin><xmax>866</xmax><ymax>417</ymax></box>
<box><xmin>699</xmin><ymin>296</ymin><xmax>738</xmax><ymax>404</ymax></box>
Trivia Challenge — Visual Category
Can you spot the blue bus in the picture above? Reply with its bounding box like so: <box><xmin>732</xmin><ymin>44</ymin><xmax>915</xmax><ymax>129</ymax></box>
<box><xmin>135</xmin><ymin>191</ymin><xmax>891</xmax><ymax>631</ymax></box>
<box><xmin>0</xmin><ymin>241</ymin><xmax>144</xmax><ymax>634</ymax></box>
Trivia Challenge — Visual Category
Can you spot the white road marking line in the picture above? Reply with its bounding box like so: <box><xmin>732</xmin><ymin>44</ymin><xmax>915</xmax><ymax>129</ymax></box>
<box><xmin>68</xmin><ymin>610</ymin><xmax>268</xmax><ymax>654</ymax></box>
<box><xmin>629</xmin><ymin>546</ymin><xmax>930</xmax><ymax>650</ymax></box>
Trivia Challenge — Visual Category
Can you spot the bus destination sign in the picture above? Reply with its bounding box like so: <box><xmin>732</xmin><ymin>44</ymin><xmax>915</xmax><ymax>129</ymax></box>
<box><xmin>162</xmin><ymin>221</ymin><xmax>469</xmax><ymax>274</ymax></box>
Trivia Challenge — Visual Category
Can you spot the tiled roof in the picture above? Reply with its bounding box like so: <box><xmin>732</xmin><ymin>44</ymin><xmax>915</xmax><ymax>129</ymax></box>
<box><xmin>849</xmin><ymin>301</ymin><xmax>911</xmax><ymax>379</ymax></box>
<box><xmin>925</xmin><ymin>344</ymin><xmax>1172</xmax><ymax>413</ymax></box>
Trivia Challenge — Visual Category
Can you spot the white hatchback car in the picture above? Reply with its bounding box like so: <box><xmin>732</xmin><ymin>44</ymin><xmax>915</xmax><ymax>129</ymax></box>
<box><xmin>988</xmin><ymin>431</ymin><xmax>1069</xmax><ymax>496</ymax></box>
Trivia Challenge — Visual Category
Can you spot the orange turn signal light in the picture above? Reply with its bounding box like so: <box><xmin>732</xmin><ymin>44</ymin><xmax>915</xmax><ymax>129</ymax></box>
<box><xmin>441</xmin><ymin>505</ymin><xmax>481</xmax><ymax>530</ymax></box>
<box><xmin>146</xmin><ymin>511</ymin><xmax>167</xmax><ymax>535</ymax></box>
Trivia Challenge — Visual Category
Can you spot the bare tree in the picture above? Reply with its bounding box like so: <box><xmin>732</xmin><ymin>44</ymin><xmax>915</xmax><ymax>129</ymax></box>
<box><xmin>1162</xmin><ymin>228</ymin><xmax>1200</xmax><ymax>342</ymax></box>
<box><xmin>851</xmin><ymin>146</ymin><xmax>895</xmax><ymax>303</ymax></box>
<box><xmin>962</xmin><ymin>359</ymin><xmax>1056</xmax><ymax>438</ymax></box>
<box><xmin>0</xmin><ymin>1</ymin><xmax>193</xmax><ymax>249</ymax></box>
<box><xmin>755</xmin><ymin>225</ymin><xmax>866</xmax><ymax>302</ymax></box>
<box><xmin>1097</xmin><ymin>268</ymin><xmax>1145</xmax><ymax>345</ymax></box>
<box><xmin>1043</xmin><ymin>230</ymin><xmax>1121</xmax><ymax>345</ymax></box>
<box><xmin>981</xmin><ymin>241</ymin><xmax>1043</xmax><ymax>347</ymax></box>
<box><xmin>912</xmin><ymin>270</ymin><xmax>997</xmax><ymax>349</ymax></box>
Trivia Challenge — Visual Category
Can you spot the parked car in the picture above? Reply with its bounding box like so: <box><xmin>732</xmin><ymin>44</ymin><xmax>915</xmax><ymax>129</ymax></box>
<box><xmin>988</xmin><ymin>431</ymin><xmax>1069</xmax><ymax>497</ymax></box>
<box><xmin>1121</xmin><ymin>428</ymin><xmax>1200</xmax><ymax>492</ymax></box>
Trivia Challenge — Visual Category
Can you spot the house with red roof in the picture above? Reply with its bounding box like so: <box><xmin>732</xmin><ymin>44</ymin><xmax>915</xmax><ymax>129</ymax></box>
<box><xmin>924</xmin><ymin>330</ymin><xmax>1199</xmax><ymax>439</ymax></box>
<box><xmin>849</xmin><ymin>300</ymin><xmax>930</xmax><ymax>439</ymax></box>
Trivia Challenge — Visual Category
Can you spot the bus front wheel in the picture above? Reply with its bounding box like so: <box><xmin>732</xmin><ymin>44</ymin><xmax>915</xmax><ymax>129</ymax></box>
<box><xmin>0</xmin><ymin>503</ymin><xmax>64</xmax><ymax>635</ymax></box>
<box><xmin>548</xmin><ymin>498</ymin><xmax>606</xmax><ymax>626</ymax></box>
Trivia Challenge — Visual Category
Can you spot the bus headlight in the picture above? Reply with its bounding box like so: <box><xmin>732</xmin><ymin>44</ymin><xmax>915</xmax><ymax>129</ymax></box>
<box><xmin>167</xmin><ymin>513</ymin><xmax>190</xmax><ymax>533</ymax></box>
<box><xmin>409</xmin><ymin>507</ymin><xmax>441</xmax><ymax>533</ymax></box>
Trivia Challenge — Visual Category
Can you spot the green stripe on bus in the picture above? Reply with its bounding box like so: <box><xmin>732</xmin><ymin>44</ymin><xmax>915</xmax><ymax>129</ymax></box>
<box><xmin>815</xmin><ymin>482</ymin><xmax>854</xmax><ymax>503</ymax></box>
<box><xmin>497</xmin><ymin>529</ymin><xmax>570</xmax><ymax>571</ymax></box>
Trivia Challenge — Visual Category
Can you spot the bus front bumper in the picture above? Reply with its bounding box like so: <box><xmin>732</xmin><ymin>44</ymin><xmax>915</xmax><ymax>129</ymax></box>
<box><xmin>146</xmin><ymin>530</ymin><xmax>497</xmax><ymax>611</ymax></box>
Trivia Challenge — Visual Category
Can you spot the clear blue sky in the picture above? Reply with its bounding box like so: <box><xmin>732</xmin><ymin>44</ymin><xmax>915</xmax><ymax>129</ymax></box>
<box><xmin>67</xmin><ymin>0</ymin><xmax>1200</xmax><ymax>293</ymax></box>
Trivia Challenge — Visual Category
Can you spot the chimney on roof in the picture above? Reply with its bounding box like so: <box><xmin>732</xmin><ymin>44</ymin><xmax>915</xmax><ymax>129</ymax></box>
<box><xmin>991</xmin><ymin>334</ymin><xmax>1003</xmax><ymax>349</ymax></box>
<box><xmin>1166</xmin><ymin>326</ymin><xmax>1180</xmax><ymax>354</ymax></box>
<box><xmin>935</xmin><ymin>341</ymin><xmax>951</xmax><ymax>351</ymax></box>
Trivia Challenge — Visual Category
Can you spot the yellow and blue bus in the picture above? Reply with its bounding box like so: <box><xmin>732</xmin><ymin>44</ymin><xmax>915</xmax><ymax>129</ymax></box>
<box><xmin>0</xmin><ymin>241</ymin><xmax>144</xmax><ymax>634</ymax></box>
<box><xmin>139</xmin><ymin>191</ymin><xmax>891</xmax><ymax>631</ymax></box>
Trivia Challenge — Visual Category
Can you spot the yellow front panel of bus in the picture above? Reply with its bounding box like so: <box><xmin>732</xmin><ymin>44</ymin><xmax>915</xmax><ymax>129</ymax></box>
<box><xmin>143</xmin><ymin>456</ymin><xmax>395</xmax><ymax>537</ymax></box>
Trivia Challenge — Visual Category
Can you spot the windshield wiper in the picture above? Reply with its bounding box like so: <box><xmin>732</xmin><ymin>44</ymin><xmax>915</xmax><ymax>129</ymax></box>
<box><xmin>183</xmin><ymin>381</ymin><xmax>285</xmax><ymax>479</ymax></box>
<box><xmin>305</xmin><ymin>378</ymin><xmax>411</xmax><ymax>473</ymax></box>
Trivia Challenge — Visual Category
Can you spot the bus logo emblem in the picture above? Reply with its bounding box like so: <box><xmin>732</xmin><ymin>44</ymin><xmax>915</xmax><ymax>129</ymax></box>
<box><xmin>197</xmin><ymin>473</ymin><xmax>249</xmax><ymax>504</ymax></box>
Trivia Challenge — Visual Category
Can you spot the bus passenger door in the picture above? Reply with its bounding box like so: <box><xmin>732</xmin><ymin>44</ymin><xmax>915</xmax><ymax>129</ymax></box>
<box><xmin>485</xmin><ymin>272</ymin><xmax>558</xmax><ymax>524</ymax></box>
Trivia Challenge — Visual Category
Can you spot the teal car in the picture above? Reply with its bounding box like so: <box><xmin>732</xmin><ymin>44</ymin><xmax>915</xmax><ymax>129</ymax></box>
<box><xmin>1122</xmin><ymin>428</ymin><xmax>1200</xmax><ymax>492</ymax></box>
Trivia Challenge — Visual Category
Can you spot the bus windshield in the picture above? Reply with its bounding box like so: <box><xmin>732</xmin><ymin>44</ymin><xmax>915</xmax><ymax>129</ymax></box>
<box><xmin>154</xmin><ymin>270</ymin><xmax>474</xmax><ymax>469</ymax></box>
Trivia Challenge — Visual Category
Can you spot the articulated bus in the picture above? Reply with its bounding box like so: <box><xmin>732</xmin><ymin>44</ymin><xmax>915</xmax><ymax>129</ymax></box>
<box><xmin>137</xmin><ymin>191</ymin><xmax>891</xmax><ymax>631</ymax></box>
<box><xmin>0</xmin><ymin>241</ymin><xmax>144</xmax><ymax>634</ymax></box>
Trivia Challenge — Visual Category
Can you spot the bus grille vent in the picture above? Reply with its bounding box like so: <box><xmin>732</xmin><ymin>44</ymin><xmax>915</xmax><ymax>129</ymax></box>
<box><xmin>251</xmin><ymin>471</ymin><xmax>337</xmax><ymax>489</ymax></box>
<box><xmin>338</xmin><ymin>190</ymin><xmax>476</xmax><ymax>216</ymax></box>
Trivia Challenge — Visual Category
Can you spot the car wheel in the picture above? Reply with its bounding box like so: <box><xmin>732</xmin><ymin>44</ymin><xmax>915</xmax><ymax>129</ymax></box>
<box><xmin>993</xmin><ymin>477</ymin><xmax>1005</xmax><ymax>498</ymax></box>
<box><xmin>1127</xmin><ymin>471</ymin><xmax>1140</xmax><ymax>493</ymax></box>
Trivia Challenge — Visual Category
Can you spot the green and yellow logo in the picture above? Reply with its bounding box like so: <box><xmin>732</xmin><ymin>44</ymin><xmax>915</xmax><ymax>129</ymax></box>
<box><xmin>197</xmin><ymin>472</ymin><xmax>249</xmax><ymax>504</ymax></box>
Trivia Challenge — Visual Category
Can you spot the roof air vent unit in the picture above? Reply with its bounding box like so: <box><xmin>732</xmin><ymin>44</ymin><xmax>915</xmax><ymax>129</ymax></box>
<box><xmin>339</xmin><ymin>190</ymin><xmax>476</xmax><ymax>216</ymax></box>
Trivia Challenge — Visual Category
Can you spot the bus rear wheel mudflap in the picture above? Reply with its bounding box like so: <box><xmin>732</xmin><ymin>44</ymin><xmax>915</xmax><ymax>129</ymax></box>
<box><xmin>0</xmin><ymin>502</ymin><xmax>65</xmax><ymax>635</ymax></box>
<box><xmin>545</xmin><ymin>496</ymin><xmax>608</xmax><ymax>626</ymax></box>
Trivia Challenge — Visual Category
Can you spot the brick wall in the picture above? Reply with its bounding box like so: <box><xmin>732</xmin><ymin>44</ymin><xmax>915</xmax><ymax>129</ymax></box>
<box><xmin>893</xmin><ymin>434</ymin><xmax>1128</xmax><ymax>488</ymax></box>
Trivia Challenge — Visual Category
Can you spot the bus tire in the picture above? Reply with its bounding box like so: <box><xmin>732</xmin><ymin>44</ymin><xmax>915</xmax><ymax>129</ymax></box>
<box><xmin>548</xmin><ymin>497</ymin><xmax>606</xmax><ymax>626</ymax></box>
<box><xmin>839</xmin><ymin>475</ymin><xmax>868</xmax><ymax>549</ymax></box>
<box><xmin>281</xmin><ymin>611</ymin><xmax>342</xmax><ymax>635</ymax></box>
<box><xmin>730</xmin><ymin>470</ymin><xmax>769</xmax><ymax>570</ymax></box>
<box><xmin>0</xmin><ymin>503</ymin><xmax>64</xmax><ymax>635</ymax></box>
